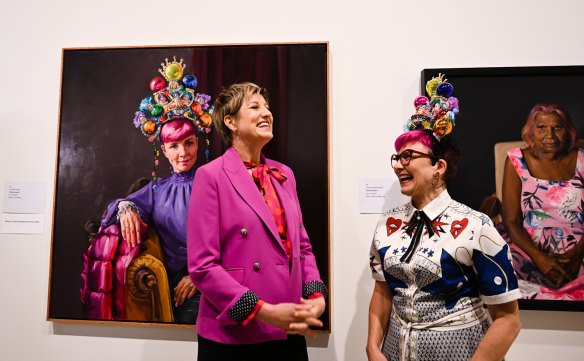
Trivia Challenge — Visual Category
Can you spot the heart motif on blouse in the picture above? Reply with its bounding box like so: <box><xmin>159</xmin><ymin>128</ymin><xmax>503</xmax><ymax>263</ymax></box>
<box><xmin>386</xmin><ymin>217</ymin><xmax>402</xmax><ymax>236</ymax></box>
<box><xmin>450</xmin><ymin>218</ymin><xmax>468</xmax><ymax>238</ymax></box>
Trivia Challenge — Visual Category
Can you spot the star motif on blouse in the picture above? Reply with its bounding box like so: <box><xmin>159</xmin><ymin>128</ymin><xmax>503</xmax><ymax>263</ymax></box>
<box><xmin>427</xmin><ymin>250</ymin><xmax>435</xmax><ymax>257</ymax></box>
<box><xmin>443</xmin><ymin>213</ymin><xmax>450</xmax><ymax>219</ymax></box>
<box><xmin>393</xmin><ymin>248</ymin><xmax>400</xmax><ymax>255</ymax></box>
<box><xmin>470</xmin><ymin>230</ymin><xmax>474</xmax><ymax>240</ymax></box>
<box><xmin>431</xmin><ymin>219</ymin><xmax>448</xmax><ymax>236</ymax></box>
<box><xmin>460</xmin><ymin>315</ymin><xmax>467</xmax><ymax>323</ymax></box>
<box><xmin>422</xmin><ymin>248</ymin><xmax>428</xmax><ymax>254</ymax></box>
<box><xmin>401</xmin><ymin>246</ymin><xmax>408</xmax><ymax>252</ymax></box>
<box><xmin>401</xmin><ymin>234</ymin><xmax>408</xmax><ymax>241</ymax></box>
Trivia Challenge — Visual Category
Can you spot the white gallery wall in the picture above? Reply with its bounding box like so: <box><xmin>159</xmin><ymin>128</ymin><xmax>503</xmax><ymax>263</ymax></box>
<box><xmin>1</xmin><ymin>0</ymin><xmax>584</xmax><ymax>360</ymax></box>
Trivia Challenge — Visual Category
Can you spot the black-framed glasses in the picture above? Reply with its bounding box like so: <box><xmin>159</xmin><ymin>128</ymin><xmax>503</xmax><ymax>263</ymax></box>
<box><xmin>391</xmin><ymin>149</ymin><xmax>435</xmax><ymax>168</ymax></box>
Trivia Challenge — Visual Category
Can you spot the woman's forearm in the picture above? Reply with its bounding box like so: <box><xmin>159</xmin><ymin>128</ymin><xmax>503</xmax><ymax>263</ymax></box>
<box><xmin>502</xmin><ymin>218</ymin><xmax>543</xmax><ymax>261</ymax></box>
<box><xmin>471</xmin><ymin>302</ymin><xmax>521</xmax><ymax>361</ymax></box>
<box><xmin>367</xmin><ymin>281</ymin><xmax>392</xmax><ymax>357</ymax></box>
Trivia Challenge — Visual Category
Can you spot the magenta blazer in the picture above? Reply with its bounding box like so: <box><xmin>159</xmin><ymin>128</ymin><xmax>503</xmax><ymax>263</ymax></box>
<box><xmin>187</xmin><ymin>147</ymin><xmax>324</xmax><ymax>344</ymax></box>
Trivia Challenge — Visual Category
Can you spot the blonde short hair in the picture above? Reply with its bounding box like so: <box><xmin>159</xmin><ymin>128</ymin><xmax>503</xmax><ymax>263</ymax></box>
<box><xmin>212</xmin><ymin>82</ymin><xmax>269</xmax><ymax>146</ymax></box>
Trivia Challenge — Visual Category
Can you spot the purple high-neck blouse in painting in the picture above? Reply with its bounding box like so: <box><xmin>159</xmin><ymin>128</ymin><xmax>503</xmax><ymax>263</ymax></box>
<box><xmin>102</xmin><ymin>166</ymin><xmax>197</xmax><ymax>272</ymax></box>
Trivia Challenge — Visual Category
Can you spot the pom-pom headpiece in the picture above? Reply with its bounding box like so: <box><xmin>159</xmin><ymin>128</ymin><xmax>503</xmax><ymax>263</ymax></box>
<box><xmin>404</xmin><ymin>73</ymin><xmax>459</xmax><ymax>140</ymax></box>
<box><xmin>133</xmin><ymin>56</ymin><xmax>213</xmax><ymax>189</ymax></box>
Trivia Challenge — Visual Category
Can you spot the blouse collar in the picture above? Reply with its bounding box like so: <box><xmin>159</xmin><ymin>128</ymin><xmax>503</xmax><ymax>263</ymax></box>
<box><xmin>406</xmin><ymin>189</ymin><xmax>451</xmax><ymax>221</ymax></box>
<box><xmin>170</xmin><ymin>164</ymin><xmax>197</xmax><ymax>182</ymax></box>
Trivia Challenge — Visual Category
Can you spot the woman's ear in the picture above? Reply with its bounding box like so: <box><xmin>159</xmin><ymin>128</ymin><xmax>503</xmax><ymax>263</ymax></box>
<box><xmin>436</xmin><ymin>158</ymin><xmax>448</xmax><ymax>177</ymax></box>
<box><xmin>224</xmin><ymin>115</ymin><xmax>237</xmax><ymax>133</ymax></box>
<box><xmin>160</xmin><ymin>143</ymin><xmax>168</xmax><ymax>158</ymax></box>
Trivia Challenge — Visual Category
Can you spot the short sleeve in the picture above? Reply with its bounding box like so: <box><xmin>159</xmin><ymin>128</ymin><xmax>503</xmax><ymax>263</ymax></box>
<box><xmin>370</xmin><ymin>216</ymin><xmax>387</xmax><ymax>282</ymax></box>
<box><xmin>473</xmin><ymin>221</ymin><xmax>521</xmax><ymax>304</ymax></box>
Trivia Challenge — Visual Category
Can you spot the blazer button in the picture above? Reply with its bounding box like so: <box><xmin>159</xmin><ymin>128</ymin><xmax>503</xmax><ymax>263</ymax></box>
<box><xmin>300</xmin><ymin>255</ymin><xmax>305</xmax><ymax>260</ymax></box>
<box><xmin>253</xmin><ymin>262</ymin><xmax>261</xmax><ymax>270</ymax></box>
<box><xmin>299</xmin><ymin>223</ymin><xmax>303</xmax><ymax>228</ymax></box>
<box><xmin>241</xmin><ymin>228</ymin><xmax>247</xmax><ymax>237</ymax></box>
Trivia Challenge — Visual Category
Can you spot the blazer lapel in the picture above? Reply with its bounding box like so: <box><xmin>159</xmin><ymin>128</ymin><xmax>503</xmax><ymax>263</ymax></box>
<box><xmin>222</xmin><ymin>147</ymin><xmax>281</xmax><ymax>244</ymax></box>
<box><xmin>271</xmin><ymin>174</ymin><xmax>297</xmax><ymax>250</ymax></box>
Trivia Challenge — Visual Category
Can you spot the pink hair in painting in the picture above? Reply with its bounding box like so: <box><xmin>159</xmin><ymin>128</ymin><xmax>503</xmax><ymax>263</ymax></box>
<box><xmin>395</xmin><ymin>129</ymin><xmax>434</xmax><ymax>152</ymax></box>
<box><xmin>521</xmin><ymin>103</ymin><xmax>578</xmax><ymax>150</ymax></box>
<box><xmin>160</xmin><ymin>119</ymin><xmax>196</xmax><ymax>143</ymax></box>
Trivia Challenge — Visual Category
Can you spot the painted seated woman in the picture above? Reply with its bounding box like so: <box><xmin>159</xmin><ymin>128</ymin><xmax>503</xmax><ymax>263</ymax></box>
<box><xmin>502</xmin><ymin>103</ymin><xmax>584</xmax><ymax>300</ymax></box>
<box><xmin>80</xmin><ymin>57</ymin><xmax>213</xmax><ymax>323</ymax></box>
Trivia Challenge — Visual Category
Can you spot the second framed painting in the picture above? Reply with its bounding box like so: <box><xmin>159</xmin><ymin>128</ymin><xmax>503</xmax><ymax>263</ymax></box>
<box><xmin>422</xmin><ymin>66</ymin><xmax>584</xmax><ymax>311</ymax></box>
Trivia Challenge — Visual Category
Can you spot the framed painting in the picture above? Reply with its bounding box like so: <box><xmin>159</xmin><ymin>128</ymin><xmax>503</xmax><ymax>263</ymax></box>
<box><xmin>422</xmin><ymin>66</ymin><xmax>584</xmax><ymax>311</ymax></box>
<box><xmin>48</xmin><ymin>43</ymin><xmax>330</xmax><ymax>328</ymax></box>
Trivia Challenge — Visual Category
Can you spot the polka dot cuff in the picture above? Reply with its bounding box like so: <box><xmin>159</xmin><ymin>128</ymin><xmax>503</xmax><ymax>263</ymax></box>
<box><xmin>303</xmin><ymin>281</ymin><xmax>328</xmax><ymax>299</ymax></box>
<box><xmin>228</xmin><ymin>290</ymin><xmax>260</xmax><ymax>322</ymax></box>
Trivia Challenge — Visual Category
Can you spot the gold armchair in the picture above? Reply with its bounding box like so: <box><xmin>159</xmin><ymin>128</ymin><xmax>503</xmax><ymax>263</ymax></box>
<box><xmin>125</xmin><ymin>227</ymin><xmax>174</xmax><ymax>323</ymax></box>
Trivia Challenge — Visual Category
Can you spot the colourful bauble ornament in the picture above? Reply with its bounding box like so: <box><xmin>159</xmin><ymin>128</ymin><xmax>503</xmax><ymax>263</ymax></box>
<box><xmin>143</xmin><ymin>120</ymin><xmax>157</xmax><ymax>135</ymax></box>
<box><xmin>200</xmin><ymin>113</ymin><xmax>212</xmax><ymax>126</ymax></box>
<box><xmin>414</xmin><ymin>96</ymin><xmax>429</xmax><ymax>108</ymax></box>
<box><xmin>426</xmin><ymin>78</ymin><xmax>441</xmax><ymax>96</ymax></box>
<box><xmin>150</xmin><ymin>77</ymin><xmax>165</xmax><ymax>92</ymax></box>
<box><xmin>434</xmin><ymin>118</ymin><xmax>452</xmax><ymax>136</ymax></box>
<box><xmin>183</xmin><ymin>74</ymin><xmax>198</xmax><ymax>89</ymax></box>
<box><xmin>151</xmin><ymin>104</ymin><xmax>164</xmax><ymax>116</ymax></box>
<box><xmin>191</xmin><ymin>102</ymin><xmax>202</xmax><ymax>114</ymax></box>
<box><xmin>436</xmin><ymin>82</ymin><xmax>454</xmax><ymax>97</ymax></box>
<box><xmin>165</xmin><ymin>63</ymin><xmax>183</xmax><ymax>80</ymax></box>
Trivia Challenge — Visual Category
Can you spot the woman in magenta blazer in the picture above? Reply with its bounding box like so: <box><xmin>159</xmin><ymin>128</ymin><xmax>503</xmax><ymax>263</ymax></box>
<box><xmin>187</xmin><ymin>82</ymin><xmax>327</xmax><ymax>361</ymax></box>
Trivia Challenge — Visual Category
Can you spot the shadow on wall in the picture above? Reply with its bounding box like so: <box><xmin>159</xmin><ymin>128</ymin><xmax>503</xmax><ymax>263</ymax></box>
<box><xmin>344</xmin><ymin>262</ymin><xmax>375</xmax><ymax>361</ymax></box>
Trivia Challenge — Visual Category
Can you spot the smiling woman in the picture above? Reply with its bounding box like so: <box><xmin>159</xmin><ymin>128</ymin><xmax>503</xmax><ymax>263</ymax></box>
<box><xmin>187</xmin><ymin>82</ymin><xmax>327</xmax><ymax>361</ymax></box>
<box><xmin>367</xmin><ymin>75</ymin><xmax>521</xmax><ymax>361</ymax></box>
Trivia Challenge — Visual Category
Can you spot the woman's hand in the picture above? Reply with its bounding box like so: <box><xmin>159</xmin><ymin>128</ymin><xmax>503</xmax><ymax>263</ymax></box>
<box><xmin>366</xmin><ymin>348</ymin><xmax>389</xmax><ymax>361</ymax></box>
<box><xmin>532</xmin><ymin>251</ymin><xmax>571</xmax><ymax>287</ymax></box>
<box><xmin>174</xmin><ymin>276</ymin><xmax>197</xmax><ymax>307</ymax></box>
<box><xmin>293</xmin><ymin>297</ymin><xmax>325</xmax><ymax>323</ymax></box>
<box><xmin>555</xmin><ymin>245</ymin><xmax>584</xmax><ymax>281</ymax></box>
<box><xmin>256</xmin><ymin>302</ymin><xmax>323</xmax><ymax>338</ymax></box>
<box><xmin>287</xmin><ymin>297</ymin><xmax>326</xmax><ymax>337</ymax></box>
<box><xmin>118</xmin><ymin>201</ymin><xmax>147</xmax><ymax>248</ymax></box>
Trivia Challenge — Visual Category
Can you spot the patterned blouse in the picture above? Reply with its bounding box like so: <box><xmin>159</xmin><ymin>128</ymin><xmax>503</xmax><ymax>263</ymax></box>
<box><xmin>370</xmin><ymin>190</ymin><xmax>520</xmax><ymax>361</ymax></box>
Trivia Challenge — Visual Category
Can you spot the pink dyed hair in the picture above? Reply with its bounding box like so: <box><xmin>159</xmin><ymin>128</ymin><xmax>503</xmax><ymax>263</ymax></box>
<box><xmin>160</xmin><ymin>119</ymin><xmax>196</xmax><ymax>143</ymax></box>
<box><xmin>394</xmin><ymin>129</ymin><xmax>434</xmax><ymax>152</ymax></box>
<box><xmin>521</xmin><ymin>103</ymin><xmax>578</xmax><ymax>150</ymax></box>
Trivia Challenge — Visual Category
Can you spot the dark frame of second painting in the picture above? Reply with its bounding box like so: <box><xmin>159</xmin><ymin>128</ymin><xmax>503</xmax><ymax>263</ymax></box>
<box><xmin>422</xmin><ymin>66</ymin><xmax>584</xmax><ymax>311</ymax></box>
<box><xmin>48</xmin><ymin>43</ymin><xmax>330</xmax><ymax>328</ymax></box>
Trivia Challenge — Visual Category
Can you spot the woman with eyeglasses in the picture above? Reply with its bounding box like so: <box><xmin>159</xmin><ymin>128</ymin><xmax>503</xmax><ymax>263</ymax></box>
<box><xmin>367</xmin><ymin>76</ymin><xmax>521</xmax><ymax>361</ymax></box>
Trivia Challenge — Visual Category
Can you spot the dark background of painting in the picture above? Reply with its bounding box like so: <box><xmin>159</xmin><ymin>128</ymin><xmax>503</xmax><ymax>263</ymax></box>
<box><xmin>422</xmin><ymin>66</ymin><xmax>584</xmax><ymax>311</ymax></box>
<box><xmin>49</xmin><ymin>44</ymin><xmax>330</xmax><ymax>327</ymax></box>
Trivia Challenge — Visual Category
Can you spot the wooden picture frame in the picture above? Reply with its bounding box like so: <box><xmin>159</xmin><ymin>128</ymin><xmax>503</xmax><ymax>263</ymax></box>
<box><xmin>422</xmin><ymin>66</ymin><xmax>584</xmax><ymax>311</ymax></box>
<box><xmin>48</xmin><ymin>43</ymin><xmax>331</xmax><ymax>329</ymax></box>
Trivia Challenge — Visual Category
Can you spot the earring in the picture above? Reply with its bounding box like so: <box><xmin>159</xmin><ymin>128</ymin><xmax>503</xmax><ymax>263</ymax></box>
<box><xmin>432</xmin><ymin>172</ymin><xmax>444</xmax><ymax>189</ymax></box>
